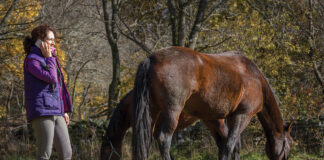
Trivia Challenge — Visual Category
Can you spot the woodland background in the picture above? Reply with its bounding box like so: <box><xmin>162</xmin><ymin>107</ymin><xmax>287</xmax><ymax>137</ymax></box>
<box><xmin>0</xmin><ymin>0</ymin><xmax>323</xmax><ymax>159</ymax></box>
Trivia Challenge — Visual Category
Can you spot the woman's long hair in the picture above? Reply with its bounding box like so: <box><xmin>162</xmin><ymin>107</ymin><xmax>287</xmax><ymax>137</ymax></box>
<box><xmin>23</xmin><ymin>24</ymin><xmax>56</xmax><ymax>54</ymax></box>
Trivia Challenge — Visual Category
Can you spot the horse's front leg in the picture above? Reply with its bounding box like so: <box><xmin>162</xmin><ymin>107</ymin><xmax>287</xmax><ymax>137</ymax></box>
<box><xmin>203</xmin><ymin>119</ymin><xmax>227</xmax><ymax>160</ymax></box>
<box><xmin>203</xmin><ymin>119</ymin><xmax>242</xmax><ymax>160</ymax></box>
<box><xmin>232</xmin><ymin>137</ymin><xmax>241</xmax><ymax>160</ymax></box>
<box><xmin>221</xmin><ymin>113</ymin><xmax>251</xmax><ymax>160</ymax></box>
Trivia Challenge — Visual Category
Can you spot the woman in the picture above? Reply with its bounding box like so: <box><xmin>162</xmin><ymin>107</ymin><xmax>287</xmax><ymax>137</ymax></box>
<box><xmin>23</xmin><ymin>24</ymin><xmax>73</xmax><ymax>160</ymax></box>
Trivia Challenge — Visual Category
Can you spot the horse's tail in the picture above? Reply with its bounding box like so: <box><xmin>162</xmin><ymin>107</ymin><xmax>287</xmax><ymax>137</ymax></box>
<box><xmin>132</xmin><ymin>58</ymin><xmax>152</xmax><ymax>160</ymax></box>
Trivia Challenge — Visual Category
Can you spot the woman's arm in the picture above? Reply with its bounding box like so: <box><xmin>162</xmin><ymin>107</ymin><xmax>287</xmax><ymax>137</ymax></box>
<box><xmin>25</xmin><ymin>58</ymin><xmax>58</xmax><ymax>84</ymax></box>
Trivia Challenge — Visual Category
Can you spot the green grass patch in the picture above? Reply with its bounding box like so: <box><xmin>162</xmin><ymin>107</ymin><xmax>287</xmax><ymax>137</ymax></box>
<box><xmin>2</xmin><ymin>155</ymin><xmax>35</xmax><ymax>160</ymax></box>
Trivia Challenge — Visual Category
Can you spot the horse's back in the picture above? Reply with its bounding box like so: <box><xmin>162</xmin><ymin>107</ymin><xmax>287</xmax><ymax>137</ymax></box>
<box><xmin>149</xmin><ymin>47</ymin><xmax>264</xmax><ymax>119</ymax></box>
<box><xmin>151</xmin><ymin>47</ymin><xmax>260</xmax><ymax>79</ymax></box>
<box><xmin>150</xmin><ymin>46</ymin><xmax>263</xmax><ymax>92</ymax></box>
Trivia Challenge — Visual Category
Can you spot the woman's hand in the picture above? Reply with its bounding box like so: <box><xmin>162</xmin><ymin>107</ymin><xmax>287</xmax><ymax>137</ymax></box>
<box><xmin>64</xmin><ymin>113</ymin><xmax>70</xmax><ymax>125</ymax></box>
<box><xmin>40</xmin><ymin>41</ymin><xmax>52</xmax><ymax>57</ymax></box>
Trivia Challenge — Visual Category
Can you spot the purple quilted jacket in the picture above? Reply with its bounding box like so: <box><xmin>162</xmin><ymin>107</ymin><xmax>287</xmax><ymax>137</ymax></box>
<box><xmin>24</xmin><ymin>46</ymin><xmax>72</xmax><ymax>122</ymax></box>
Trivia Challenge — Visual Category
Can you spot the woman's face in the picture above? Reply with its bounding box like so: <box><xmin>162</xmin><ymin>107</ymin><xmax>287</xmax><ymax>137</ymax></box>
<box><xmin>44</xmin><ymin>31</ymin><xmax>55</xmax><ymax>50</ymax></box>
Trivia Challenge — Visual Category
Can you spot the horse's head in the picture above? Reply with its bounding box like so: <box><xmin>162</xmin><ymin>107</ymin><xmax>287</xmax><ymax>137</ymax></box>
<box><xmin>100</xmin><ymin>136</ymin><xmax>121</xmax><ymax>160</ymax></box>
<box><xmin>266</xmin><ymin>122</ymin><xmax>293</xmax><ymax>160</ymax></box>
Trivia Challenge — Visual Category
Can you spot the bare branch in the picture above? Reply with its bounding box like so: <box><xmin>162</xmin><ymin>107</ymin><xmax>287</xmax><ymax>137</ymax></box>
<box><xmin>196</xmin><ymin>36</ymin><xmax>231</xmax><ymax>52</ymax></box>
<box><xmin>71</xmin><ymin>59</ymin><xmax>93</xmax><ymax>106</ymax></box>
<box><xmin>6</xmin><ymin>82</ymin><xmax>14</xmax><ymax>114</ymax></box>
<box><xmin>202</xmin><ymin>0</ymin><xmax>228</xmax><ymax>22</ymax></box>
<box><xmin>0</xmin><ymin>0</ymin><xmax>19</xmax><ymax>29</ymax></box>
<box><xmin>89</xmin><ymin>103</ymin><xmax>108</xmax><ymax>112</ymax></box>
<box><xmin>77</xmin><ymin>84</ymin><xmax>91</xmax><ymax>120</ymax></box>
<box><xmin>2</xmin><ymin>17</ymin><xmax>41</xmax><ymax>27</ymax></box>
<box><xmin>313</xmin><ymin>62</ymin><xmax>324</xmax><ymax>89</ymax></box>
<box><xmin>318</xmin><ymin>0</ymin><xmax>324</xmax><ymax>10</ymax></box>
<box><xmin>183</xmin><ymin>0</ymin><xmax>195</xmax><ymax>7</ymax></box>
<box><xmin>246</xmin><ymin>0</ymin><xmax>274</xmax><ymax>27</ymax></box>
<box><xmin>89</xmin><ymin>108</ymin><xmax>109</xmax><ymax>119</ymax></box>
<box><xmin>0</xmin><ymin>32</ymin><xmax>24</xmax><ymax>40</ymax></box>
<box><xmin>117</xmin><ymin>15</ymin><xmax>153</xmax><ymax>55</ymax></box>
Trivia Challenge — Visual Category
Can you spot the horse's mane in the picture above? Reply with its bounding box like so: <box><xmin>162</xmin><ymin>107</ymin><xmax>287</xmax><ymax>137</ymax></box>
<box><xmin>220</xmin><ymin>51</ymin><xmax>280</xmax><ymax>106</ymax></box>
<box><xmin>227</xmin><ymin>51</ymin><xmax>280</xmax><ymax>106</ymax></box>
<box><xmin>258</xmin><ymin>70</ymin><xmax>280</xmax><ymax>106</ymax></box>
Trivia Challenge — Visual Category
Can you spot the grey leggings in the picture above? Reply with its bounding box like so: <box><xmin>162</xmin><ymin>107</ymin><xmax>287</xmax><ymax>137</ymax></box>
<box><xmin>31</xmin><ymin>116</ymin><xmax>72</xmax><ymax>160</ymax></box>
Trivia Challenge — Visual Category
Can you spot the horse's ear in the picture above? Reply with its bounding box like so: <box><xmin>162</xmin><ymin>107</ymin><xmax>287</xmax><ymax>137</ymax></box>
<box><xmin>285</xmin><ymin>121</ymin><xmax>293</xmax><ymax>133</ymax></box>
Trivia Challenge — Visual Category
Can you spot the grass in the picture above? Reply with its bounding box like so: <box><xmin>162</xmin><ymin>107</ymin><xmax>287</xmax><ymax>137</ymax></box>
<box><xmin>3</xmin><ymin>151</ymin><xmax>324</xmax><ymax>160</ymax></box>
<box><xmin>2</xmin><ymin>155</ymin><xmax>34</xmax><ymax>160</ymax></box>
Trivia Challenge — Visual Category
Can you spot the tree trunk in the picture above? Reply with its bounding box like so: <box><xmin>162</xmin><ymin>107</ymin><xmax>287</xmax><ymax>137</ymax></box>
<box><xmin>177</xmin><ymin>0</ymin><xmax>186</xmax><ymax>46</ymax></box>
<box><xmin>102</xmin><ymin>0</ymin><xmax>121</xmax><ymax>118</ymax></box>
<box><xmin>167</xmin><ymin>0</ymin><xmax>178</xmax><ymax>46</ymax></box>
<box><xmin>187</xmin><ymin>0</ymin><xmax>207</xmax><ymax>49</ymax></box>
<box><xmin>308</xmin><ymin>0</ymin><xmax>324</xmax><ymax>93</ymax></box>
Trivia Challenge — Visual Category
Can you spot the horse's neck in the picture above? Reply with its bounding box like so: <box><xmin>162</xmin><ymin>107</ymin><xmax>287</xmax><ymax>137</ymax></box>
<box><xmin>106</xmin><ymin>104</ymin><xmax>129</xmax><ymax>140</ymax></box>
<box><xmin>257</xmin><ymin>83</ymin><xmax>284</xmax><ymax>138</ymax></box>
<box><xmin>107</xmin><ymin>91</ymin><xmax>133</xmax><ymax>139</ymax></box>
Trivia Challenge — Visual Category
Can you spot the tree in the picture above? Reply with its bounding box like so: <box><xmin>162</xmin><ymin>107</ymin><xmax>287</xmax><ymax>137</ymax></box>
<box><xmin>115</xmin><ymin>0</ymin><xmax>229</xmax><ymax>54</ymax></box>
<box><xmin>102</xmin><ymin>0</ymin><xmax>121</xmax><ymax>118</ymax></box>
<box><xmin>0</xmin><ymin>0</ymin><xmax>42</xmax><ymax>154</ymax></box>
<box><xmin>38</xmin><ymin>0</ymin><xmax>113</xmax><ymax>120</ymax></box>
<box><xmin>0</xmin><ymin>0</ymin><xmax>41</xmax><ymax>117</ymax></box>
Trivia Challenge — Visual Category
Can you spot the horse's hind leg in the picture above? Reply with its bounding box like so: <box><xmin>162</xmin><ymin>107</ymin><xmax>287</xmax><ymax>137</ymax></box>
<box><xmin>150</xmin><ymin>64</ymin><xmax>192</xmax><ymax>160</ymax></box>
<box><xmin>154</xmin><ymin>109</ymin><xmax>182</xmax><ymax>160</ymax></box>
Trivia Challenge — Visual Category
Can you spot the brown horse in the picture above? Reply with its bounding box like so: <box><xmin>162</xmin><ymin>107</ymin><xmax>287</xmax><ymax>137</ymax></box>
<box><xmin>100</xmin><ymin>90</ymin><xmax>242</xmax><ymax>160</ymax></box>
<box><xmin>131</xmin><ymin>46</ymin><xmax>292</xmax><ymax>160</ymax></box>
